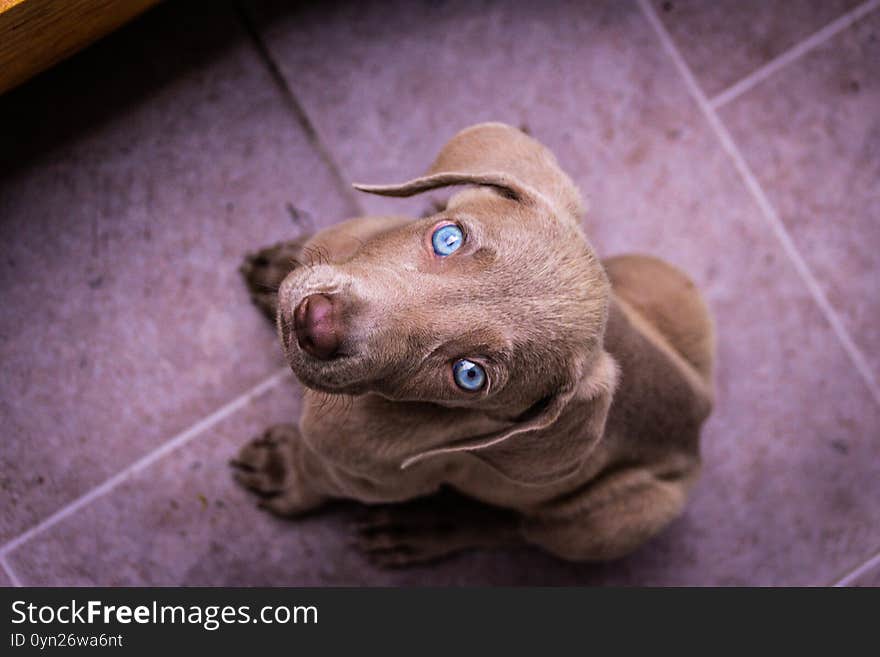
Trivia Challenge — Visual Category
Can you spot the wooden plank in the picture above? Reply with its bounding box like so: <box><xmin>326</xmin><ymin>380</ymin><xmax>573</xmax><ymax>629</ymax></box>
<box><xmin>0</xmin><ymin>0</ymin><xmax>159</xmax><ymax>96</ymax></box>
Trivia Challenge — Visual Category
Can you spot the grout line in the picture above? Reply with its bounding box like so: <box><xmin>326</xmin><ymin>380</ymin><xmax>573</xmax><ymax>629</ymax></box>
<box><xmin>831</xmin><ymin>549</ymin><xmax>880</xmax><ymax>586</ymax></box>
<box><xmin>637</xmin><ymin>0</ymin><xmax>880</xmax><ymax>407</ymax></box>
<box><xmin>233</xmin><ymin>1</ymin><xmax>364</xmax><ymax>216</ymax></box>
<box><xmin>710</xmin><ymin>0</ymin><xmax>880</xmax><ymax>109</ymax></box>
<box><xmin>0</xmin><ymin>368</ymin><xmax>292</xmax><ymax>559</ymax></box>
<box><xmin>1</xmin><ymin>556</ymin><xmax>23</xmax><ymax>587</ymax></box>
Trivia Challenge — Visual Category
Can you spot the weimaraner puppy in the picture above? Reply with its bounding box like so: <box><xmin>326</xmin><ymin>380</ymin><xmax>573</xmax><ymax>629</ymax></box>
<box><xmin>233</xmin><ymin>122</ymin><xmax>714</xmax><ymax>566</ymax></box>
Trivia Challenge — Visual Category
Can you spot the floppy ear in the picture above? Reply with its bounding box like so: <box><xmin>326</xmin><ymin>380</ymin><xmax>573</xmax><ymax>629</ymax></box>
<box><xmin>401</xmin><ymin>351</ymin><xmax>618</xmax><ymax>486</ymax></box>
<box><xmin>353</xmin><ymin>122</ymin><xmax>585</xmax><ymax>221</ymax></box>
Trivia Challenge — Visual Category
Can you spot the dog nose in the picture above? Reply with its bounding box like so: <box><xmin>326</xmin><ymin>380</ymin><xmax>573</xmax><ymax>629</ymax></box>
<box><xmin>293</xmin><ymin>294</ymin><xmax>340</xmax><ymax>360</ymax></box>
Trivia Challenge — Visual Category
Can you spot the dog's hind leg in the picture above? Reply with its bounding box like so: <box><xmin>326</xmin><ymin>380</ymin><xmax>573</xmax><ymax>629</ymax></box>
<box><xmin>354</xmin><ymin>489</ymin><xmax>520</xmax><ymax>568</ymax></box>
<box><xmin>521</xmin><ymin>464</ymin><xmax>695</xmax><ymax>562</ymax></box>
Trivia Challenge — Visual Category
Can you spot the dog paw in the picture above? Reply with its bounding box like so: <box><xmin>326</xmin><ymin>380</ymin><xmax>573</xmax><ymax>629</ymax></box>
<box><xmin>230</xmin><ymin>424</ymin><xmax>323</xmax><ymax>516</ymax></box>
<box><xmin>353</xmin><ymin>495</ymin><xmax>518</xmax><ymax>568</ymax></box>
<box><xmin>239</xmin><ymin>238</ymin><xmax>310</xmax><ymax>321</ymax></box>
<box><xmin>354</xmin><ymin>507</ymin><xmax>462</xmax><ymax>568</ymax></box>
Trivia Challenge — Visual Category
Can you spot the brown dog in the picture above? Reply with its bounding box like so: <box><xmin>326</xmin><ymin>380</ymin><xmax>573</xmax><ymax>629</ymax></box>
<box><xmin>233</xmin><ymin>123</ymin><xmax>714</xmax><ymax>566</ymax></box>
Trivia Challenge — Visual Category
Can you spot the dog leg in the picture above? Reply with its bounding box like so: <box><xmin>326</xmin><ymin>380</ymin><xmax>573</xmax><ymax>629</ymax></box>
<box><xmin>521</xmin><ymin>465</ymin><xmax>694</xmax><ymax>561</ymax></box>
<box><xmin>354</xmin><ymin>490</ymin><xmax>519</xmax><ymax>568</ymax></box>
<box><xmin>230</xmin><ymin>424</ymin><xmax>329</xmax><ymax>516</ymax></box>
<box><xmin>239</xmin><ymin>238</ymin><xmax>311</xmax><ymax>322</ymax></box>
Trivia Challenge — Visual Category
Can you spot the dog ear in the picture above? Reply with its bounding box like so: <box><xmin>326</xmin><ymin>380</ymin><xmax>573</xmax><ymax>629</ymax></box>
<box><xmin>401</xmin><ymin>351</ymin><xmax>617</xmax><ymax>485</ymax></box>
<box><xmin>353</xmin><ymin>122</ymin><xmax>585</xmax><ymax>221</ymax></box>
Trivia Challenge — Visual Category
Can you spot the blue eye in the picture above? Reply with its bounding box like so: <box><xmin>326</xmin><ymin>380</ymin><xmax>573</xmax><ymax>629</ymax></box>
<box><xmin>431</xmin><ymin>224</ymin><xmax>463</xmax><ymax>256</ymax></box>
<box><xmin>453</xmin><ymin>359</ymin><xmax>486</xmax><ymax>391</ymax></box>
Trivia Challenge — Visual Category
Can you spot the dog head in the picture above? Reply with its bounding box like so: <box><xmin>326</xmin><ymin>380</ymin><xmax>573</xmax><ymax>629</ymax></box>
<box><xmin>277</xmin><ymin>123</ymin><xmax>610</xmax><ymax>431</ymax></box>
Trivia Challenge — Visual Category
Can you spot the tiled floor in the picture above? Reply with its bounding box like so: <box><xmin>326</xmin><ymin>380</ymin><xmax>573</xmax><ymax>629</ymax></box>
<box><xmin>0</xmin><ymin>0</ymin><xmax>878</xmax><ymax>586</ymax></box>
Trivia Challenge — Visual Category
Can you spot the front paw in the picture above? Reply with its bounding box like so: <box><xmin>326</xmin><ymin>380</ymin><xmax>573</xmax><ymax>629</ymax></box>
<box><xmin>230</xmin><ymin>424</ymin><xmax>323</xmax><ymax>516</ymax></box>
<box><xmin>239</xmin><ymin>238</ymin><xmax>310</xmax><ymax>321</ymax></box>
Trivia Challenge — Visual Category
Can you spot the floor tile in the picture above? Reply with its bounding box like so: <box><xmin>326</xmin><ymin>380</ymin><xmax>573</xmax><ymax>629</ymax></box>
<box><xmin>7</xmin><ymin>0</ymin><xmax>879</xmax><ymax>585</ymax></box>
<box><xmin>649</xmin><ymin>0</ymin><xmax>864</xmax><ymax>98</ymax></box>
<box><xmin>6</xmin><ymin>378</ymin><xmax>305</xmax><ymax>586</ymax></box>
<box><xmin>0</xmin><ymin>2</ymin><xmax>358</xmax><ymax>544</ymax></box>
<box><xmin>846</xmin><ymin>556</ymin><xmax>880</xmax><ymax>586</ymax></box>
<box><xmin>719</xmin><ymin>11</ymin><xmax>880</xmax><ymax>385</ymax></box>
<box><xmin>246</xmin><ymin>0</ymin><xmax>667</xmax><ymax>218</ymax></box>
